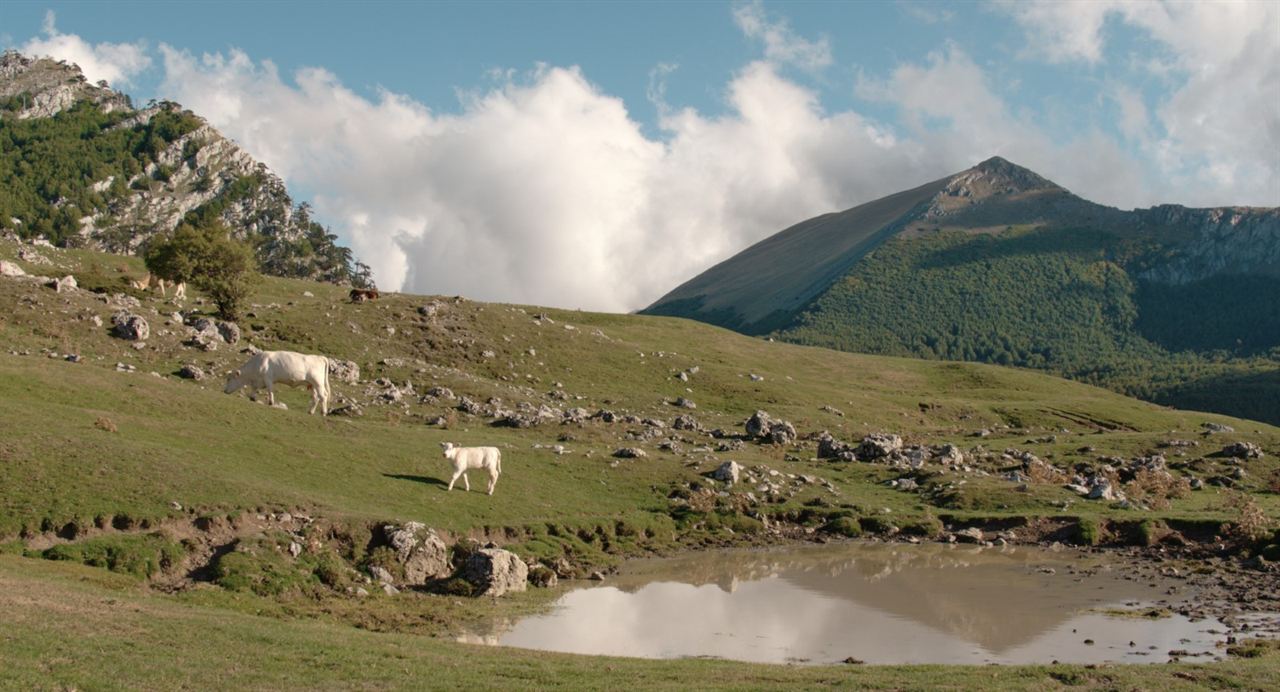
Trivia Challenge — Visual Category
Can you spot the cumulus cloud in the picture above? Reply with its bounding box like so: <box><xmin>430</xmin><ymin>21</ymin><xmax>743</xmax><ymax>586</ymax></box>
<box><xmin>856</xmin><ymin>44</ymin><xmax>1154</xmax><ymax>207</ymax></box>
<box><xmin>159</xmin><ymin>46</ymin><xmax>935</xmax><ymax>310</ymax></box>
<box><xmin>994</xmin><ymin>0</ymin><xmax>1280</xmax><ymax>205</ymax></box>
<box><xmin>733</xmin><ymin>1</ymin><xmax>833</xmax><ymax>70</ymax></box>
<box><xmin>20</xmin><ymin>10</ymin><xmax>150</xmax><ymax>87</ymax></box>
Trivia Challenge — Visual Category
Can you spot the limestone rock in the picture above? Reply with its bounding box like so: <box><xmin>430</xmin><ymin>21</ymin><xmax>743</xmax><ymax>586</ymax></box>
<box><xmin>461</xmin><ymin>548</ymin><xmax>529</xmax><ymax>597</ymax></box>
<box><xmin>712</xmin><ymin>460</ymin><xmax>742</xmax><ymax>485</ymax></box>
<box><xmin>328</xmin><ymin>359</ymin><xmax>360</xmax><ymax>384</ymax></box>
<box><xmin>382</xmin><ymin>522</ymin><xmax>450</xmax><ymax>586</ymax></box>
<box><xmin>1221</xmin><ymin>442</ymin><xmax>1264</xmax><ymax>459</ymax></box>
<box><xmin>111</xmin><ymin>311</ymin><xmax>149</xmax><ymax>341</ymax></box>
<box><xmin>857</xmin><ymin>433</ymin><xmax>903</xmax><ymax>461</ymax></box>
<box><xmin>177</xmin><ymin>364</ymin><xmax>205</xmax><ymax>380</ymax></box>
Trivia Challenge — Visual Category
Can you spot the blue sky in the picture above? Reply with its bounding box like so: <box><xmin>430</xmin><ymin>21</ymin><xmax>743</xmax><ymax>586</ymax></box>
<box><xmin>2</xmin><ymin>1</ymin><xmax>1277</xmax><ymax>310</ymax></box>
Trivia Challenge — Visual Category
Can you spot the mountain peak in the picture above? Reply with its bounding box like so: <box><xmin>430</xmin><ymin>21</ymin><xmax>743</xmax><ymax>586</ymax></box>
<box><xmin>947</xmin><ymin>156</ymin><xmax>1064</xmax><ymax>198</ymax></box>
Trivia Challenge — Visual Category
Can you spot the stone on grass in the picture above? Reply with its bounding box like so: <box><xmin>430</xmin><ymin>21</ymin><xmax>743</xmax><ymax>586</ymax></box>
<box><xmin>462</xmin><ymin>548</ymin><xmax>529</xmax><ymax>597</ymax></box>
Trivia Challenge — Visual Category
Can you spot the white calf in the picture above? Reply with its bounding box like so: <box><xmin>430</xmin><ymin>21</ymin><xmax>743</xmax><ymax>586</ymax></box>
<box><xmin>441</xmin><ymin>442</ymin><xmax>502</xmax><ymax>495</ymax></box>
<box><xmin>224</xmin><ymin>350</ymin><xmax>331</xmax><ymax>415</ymax></box>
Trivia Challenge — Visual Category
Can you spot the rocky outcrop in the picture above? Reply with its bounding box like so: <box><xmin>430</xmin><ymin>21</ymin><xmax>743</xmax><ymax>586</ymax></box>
<box><xmin>328</xmin><ymin>359</ymin><xmax>360</xmax><ymax>384</ymax></box>
<box><xmin>1136</xmin><ymin>206</ymin><xmax>1280</xmax><ymax>285</ymax></box>
<box><xmin>857</xmin><ymin>433</ymin><xmax>903</xmax><ymax>461</ymax></box>
<box><xmin>461</xmin><ymin>548</ymin><xmax>528</xmax><ymax>597</ymax></box>
<box><xmin>744</xmin><ymin>410</ymin><xmax>797</xmax><ymax>445</ymax></box>
<box><xmin>383</xmin><ymin>522</ymin><xmax>450</xmax><ymax>586</ymax></box>
<box><xmin>711</xmin><ymin>460</ymin><xmax>742</xmax><ymax>485</ymax></box>
<box><xmin>1</xmin><ymin>52</ymin><xmax>364</xmax><ymax>286</ymax></box>
<box><xmin>111</xmin><ymin>311</ymin><xmax>149</xmax><ymax>341</ymax></box>
<box><xmin>0</xmin><ymin>51</ymin><xmax>130</xmax><ymax>119</ymax></box>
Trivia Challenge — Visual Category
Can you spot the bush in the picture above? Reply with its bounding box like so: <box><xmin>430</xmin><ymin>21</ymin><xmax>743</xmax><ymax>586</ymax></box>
<box><xmin>145</xmin><ymin>220</ymin><xmax>258</xmax><ymax>319</ymax></box>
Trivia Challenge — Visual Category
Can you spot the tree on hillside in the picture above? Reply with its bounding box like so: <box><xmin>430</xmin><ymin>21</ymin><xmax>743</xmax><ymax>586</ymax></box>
<box><xmin>145</xmin><ymin>221</ymin><xmax>258</xmax><ymax>320</ymax></box>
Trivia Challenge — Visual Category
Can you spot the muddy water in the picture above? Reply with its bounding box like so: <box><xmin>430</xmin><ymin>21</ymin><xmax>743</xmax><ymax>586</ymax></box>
<box><xmin>468</xmin><ymin>543</ymin><xmax>1238</xmax><ymax>665</ymax></box>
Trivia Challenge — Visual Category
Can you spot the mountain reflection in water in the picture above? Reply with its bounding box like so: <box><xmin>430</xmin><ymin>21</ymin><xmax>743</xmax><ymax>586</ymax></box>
<box><xmin>468</xmin><ymin>542</ymin><xmax>1229</xmax><ymax>665</ymax></box>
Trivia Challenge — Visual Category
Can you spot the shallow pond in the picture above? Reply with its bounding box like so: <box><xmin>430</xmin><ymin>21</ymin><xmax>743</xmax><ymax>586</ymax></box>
<box><xmin>465</xmin><ymin>542</ymin><xmax>1241</xmax><ymax>665</ymax></box>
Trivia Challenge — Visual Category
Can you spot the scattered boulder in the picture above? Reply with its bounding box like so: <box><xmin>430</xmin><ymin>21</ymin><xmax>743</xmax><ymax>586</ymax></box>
<box><xmin>111</xmin><ymin>311</ymin><xmax>149</xmax><ymax>341</ymax></box>
<box><xmin>461</xmin><ymin>548</ymin><xmax>529</xmax><ymax>597</ymax></box>
<box><xmin>369</xmin><ymin>565</ymin><xmax>395</xmax><ymax>585</ymax></box>
<box><xmin>562</xmin><ymin>407</ymin><xmax>590</xmax><ymax>424</ymax></box>
<box><xmin>48</xmin><ymin>275</ymin><xmax>77</xmax><ymax>293</ymax></box>
<box><xmin>177</xmin><ymin>364</ymin><xmax>205</xmax><ymax>380</ymax></box>
<box><xmin>672</xmin><ymin>414</ymin><xmax>701</xmax><ymax>431</ymax></box>
<box><xmin>744</xmin><ymin>410</ymin><xmax>797</xmax><ymax>445</ymax></box>
<box><xmin>673</xmin><ymin>397</ymin><xmax>697</xmax><ymax>409</ymax></box>
<box><xmin>745</xmin><ymin>410</ymin><xmax>773</xmax><ymax>438</ymax></box>
<box><xmin>328</xmin><ymin>359</ymin><xmax>360</xmax><ymax>384</ymax></box>
<box><xmin>185</xmin><ymin>317</ymin><xmax>221</xmax><ymax>351</ymax></box>
<box><xmin>0</xmin><ymin>260</ymin><xmax>25</xmax><ymax>277</ymax></box>
<box><xmin>1220</xmin><ymin>442</ymin><xmax>1264</xmax><ymax>459</ymax></box>
<box><xmin>383</xmin><ymin>522</ymin><xmax>450</xmax><ymax>585</ymax></box>
<box><xmin>1201</xmin><ymin>422</ymin><xmax>1234</xmax><ymax>434</ymax></box>
<box><xmin>817</xmin><ymin>432</ymin><xmax>858</xmax><ymax>461</ymax></box>
<box><xmin>613</xmin><ymin>447</ymin><xmax>647</xmax><ymax>459</ymax></box>
<box><xmin>217</xmin><ymin>321</ymin><xmax>241</xmax><ymax>345</ymax></box>
<box><xmin>593</xmin><ymin>409</ymin><xmax>619</xmax><ymax>423</ymax></box>
<box><xmin>712</xmin><ymin>460</ymin><xmax>742</xmax><ymax>485</ymax></box>
<box><xmin>954</xmin><ymin>527</ymin><xmax>985</xmax><ymax>543</ymax></box>
<box><xmin>1087</xmin><ymin>478</ymin><xmax>1123</xmax><ymax>501</ymax></box>
<box><xmin>933</xmin><ymin>444</ymin><xmax>965</xmax><ymax>466</ymax></box>
<box><xmin>425</xmin><ymin>386</ymin><xmax>455</xmax><ymax>399</ymax></box>
<box><xmin>857</xmin><ymin>433</ymin><xmax>903</xmax><ymax>461</ymax></box>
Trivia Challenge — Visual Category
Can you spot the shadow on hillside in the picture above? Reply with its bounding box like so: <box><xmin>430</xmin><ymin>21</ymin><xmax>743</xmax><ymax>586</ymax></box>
<box><xmin>382</xmin><ymin>473</ymin><xmax>448</xmax><ymax>489</ymax></box>
<box><xmin>1152</xmin><ymin>369</ymin><xmax>1280</xmax><ymax>427</ymax></box>
<box><xmin>914</xmin><ymin>226</ymin><xmax>1121</xmax><ymax>271</ymax></box>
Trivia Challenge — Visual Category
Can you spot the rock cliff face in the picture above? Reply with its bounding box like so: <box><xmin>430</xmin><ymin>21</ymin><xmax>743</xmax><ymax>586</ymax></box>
<box><xmin>0</xmin><ymin>51</ymin><xmax>130</xmax><ymax>118</ymax></box>
<box><xmin>0</xmin><ymin>51</ymin><xmax>364</xmax><ymax>285</ymax></box>
<box><xmin>1136</xmin><ymin>205</ymin><xmax>1280</xmax><ymax>284</ymax></box>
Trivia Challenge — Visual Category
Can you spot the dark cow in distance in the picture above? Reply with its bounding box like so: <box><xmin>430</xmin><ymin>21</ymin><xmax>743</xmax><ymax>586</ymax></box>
<box><xmin>350</xmin><ymin>288</ymin><xmax>380</xmax><ymax>303</ymax></box>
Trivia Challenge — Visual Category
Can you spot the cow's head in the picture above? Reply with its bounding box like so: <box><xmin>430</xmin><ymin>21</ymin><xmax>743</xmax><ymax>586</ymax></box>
<box><xmin>224</xmin><ymin>369</ymin><xmax>245</xmax><ymax>394</ymax></box>
<box><xmin>440</xmin><ymin>441</ymin><xmax>455</xmax><ymax>458</ymax></box>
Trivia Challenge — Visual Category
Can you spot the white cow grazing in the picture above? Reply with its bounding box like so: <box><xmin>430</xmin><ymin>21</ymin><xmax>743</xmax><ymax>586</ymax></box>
<box><xmin>441</xmin><ymin>442</ymin><xmax>502</xmax><ymax>495</ymax></box>
<box><xmin>224</xmin><ymin>350</ymin><xmax>331</xmax><ymax>415</ymax></box>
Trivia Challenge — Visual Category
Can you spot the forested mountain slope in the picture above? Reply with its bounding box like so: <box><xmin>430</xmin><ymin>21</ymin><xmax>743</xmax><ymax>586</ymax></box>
<box><xmin>644</xmin><ymin>158</ymin><xmax>1280</xmax><ymax>424</ymax></box>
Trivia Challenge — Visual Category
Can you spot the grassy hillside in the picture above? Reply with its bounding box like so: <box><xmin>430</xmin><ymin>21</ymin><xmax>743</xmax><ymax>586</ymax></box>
<box><xmin>2</xmin><ymin>239</ymin><xmax>1278</xmax><ymax>687</ymax></box>
<box><xmin>779</xmin><ymin>226</ymin><xmax>1280</xmax><ymax>424</ymax></box>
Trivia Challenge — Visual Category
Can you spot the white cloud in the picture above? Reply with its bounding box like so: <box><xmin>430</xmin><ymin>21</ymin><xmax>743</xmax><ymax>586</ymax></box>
<box><xmin>994</xmin><ymin>0</ymin><xmax>1280</xmax><ymax>205</ymax></box>
<box><xmin>159</xmin><ymin>45</ymin><xmax>943</xmax><ymax>311</ymax></box>
<box><xmin>856</xmin><ymin>44</ymin><xmax>1155</xmax><ymax>207</ymax></box>
<box><xmin>733</xmin><ymin>1</ymin><xmax>833</xmax><ymax>70</ymax></box>
<box><xmin>900</xmin><ymin>1</ymin><xmax>955</xmax><ymax>25</ymax></box>
<box><xmin>992</xmin><ymin>0</ymin><xmax>1120</xmax><ymax>64</ymax></box>
<box><xmin>19</xmin><ymin>10</ymin><xmax>150</xmax><ymax>87</ymax></box>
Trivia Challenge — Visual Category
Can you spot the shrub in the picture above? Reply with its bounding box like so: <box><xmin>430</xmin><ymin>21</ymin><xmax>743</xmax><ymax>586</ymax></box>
<box><xmin>145</xmin><ymin>220</ymin><xmax>258</xmax><ymax>319</ymax></box>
